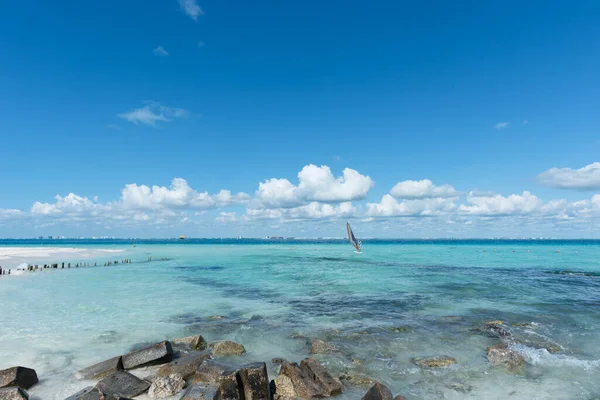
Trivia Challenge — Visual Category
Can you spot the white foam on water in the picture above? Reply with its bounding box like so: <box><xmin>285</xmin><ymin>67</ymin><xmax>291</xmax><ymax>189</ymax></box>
<box><xmin>514</xmin><ymin>344</ymin><xmax>600</xmax><ymax>371</ymax></box>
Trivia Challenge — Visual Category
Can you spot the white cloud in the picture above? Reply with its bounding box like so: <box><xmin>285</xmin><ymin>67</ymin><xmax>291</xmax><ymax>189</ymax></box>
<box><xmin>0</xmin><ymin>209</ymin><xmax>25</xmax><ymax>220</ymax></box>
<box><xmin>179</xmin><ymin>0</ymin><xmax>203</xmax><ymax>20</ymax></box>
<box><xmin>117</xmin><ymin>101</ymin><xmax>188</xmax><ymax>126</ymax></box>
<box><xmin>246</xmin><ymin>202</ymin><xmax>356</xmax><ymax>221</ymax></box>
<box><xmin>538</xmin><ymin>162</ymin><xmax>600</xmax><ymax>190</ymax></box>
<box><xmin>390</xmin><ymin>179</ymin><xmax>459</xmax><ymax>199</ymax></box>
<box><xmin>121</xmin><ymin>178</ymin><xmax>250</xmax><ymax>211</ymax></box>
<box><xmin>31</xmin><ymin>193</ymin><xmax>106</xmax><ymax>216</ymax></box>
<box><xmin>253</xmin><ymin>164</ymin><xmax>374</xmax><ymax>209</ymax></box>
<box><xmin>255</xmin><ymin>178</ymin><xmax>302</xmax><ymax>209</ymax></box>
<box><xmin>367</xmin><ymin>195</ymin><xmax>456</xmax><ymax>217</ymax></box>
<box><xmin>216</xmin><ymin>212</ymin><xmax>238</xmax><ymax>223</ymax></box>
<box><xmin>297</xmin><ymin>165</ymin><xmax>374</xmax><ymax>202</ymax></box>
<box><xmin>458</xmin><ymin>191</ymin><xmax>542</xmax><ymax>216</ymax></box>
<box><xmin>153</xmin><ymin>46</ymin><xmax>169</xmax><ymax>56</ymax></box>
<box><xmin>495</xmin><ymin>122</ymin><xmax>509</xmax><ymax>129</ymax></box>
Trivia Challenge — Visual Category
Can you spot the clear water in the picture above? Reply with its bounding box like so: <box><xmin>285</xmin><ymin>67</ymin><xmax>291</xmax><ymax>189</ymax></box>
<box><xmin>1</xmin><ymin>241</ymin><xmax>599</xmax><ymax>399</ymax></box>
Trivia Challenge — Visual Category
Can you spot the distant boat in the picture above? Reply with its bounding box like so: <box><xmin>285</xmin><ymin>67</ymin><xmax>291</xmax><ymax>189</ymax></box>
<box><xmin>179</xmin><ymin>236</ymin><xmax>185</xmax><ymax>240</ymax></box>
<box><xmin>346</xmin><ymin>222</ymin><xmax>362</xmax><ymax>253</ymax></box>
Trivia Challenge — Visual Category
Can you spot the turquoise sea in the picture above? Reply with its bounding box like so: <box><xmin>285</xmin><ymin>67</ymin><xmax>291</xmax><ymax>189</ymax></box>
<box><xmin>1</xmin><ymin>240</ymin><xmax>600</xmax><ymax>399</ymax></box>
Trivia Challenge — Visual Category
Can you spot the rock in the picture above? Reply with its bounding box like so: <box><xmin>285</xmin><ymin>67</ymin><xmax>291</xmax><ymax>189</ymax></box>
<box><xmin>148</xmin><ymin>374</ymin><xmax>186</xmax><ymax>398</ymax></box>
<box><xmin>412</xmin><ymin>356</ymin><xmax>457</xmax><ymax>368</ymax></box>
<box><xmin>389</xmin><ymin>326</ymin><xmax>410</xmax><ymax>333</ymax></box>
<box><xmin>122</xmin><ymin>341</ymin><xmax>173</xmax><ymax>369</ymax></box>
<box><xmin>274</xmin><ymin>359</ymin><xmax>341</xmax><ymax>398</ymax></box>
<box><xmin>64</xmin><ymin>387</ymin><xmax>133</xmax><ymax>400</ymax></box>
<box><xmin>77</xmin><ymin>356</ymin><xmax>124</xmax><ymax>380</ymax></box>
<box><xmin>308</xmin><ymin>339</ymin><xmax>337</xmax><ymax>355</ymax></box>
<box><xmin>209</xmin><ymin>315</ymin><xmax>225</xmax><ymax>320</ymax></box>
<box><xmin>513</xmin><ymin>322</ymin><xmax>535</xmax><ymax>328</ymax></box>
<box><xmin>361</xmin><ymin>382</ymin><xmax>392</xmax><ymax>400</ymax></box>
<box><xmin>181</xmin><ymin>383</ymin><xmax>218</xmax><ymax>400</ymax></box>
<box><xmin>272</xmin><ymin>374</ymin><xmax>296</xmax><ymax>399</ymax></box>
<box><xmin>96</xmin><ymin>371</ymin><xmax>151</xmax><ymax>398</ymax></box>
<box><xmin>157</xmin><ymin>352</ymin><xmax>212</xmax><ymax>379</ymax></box>
<box><xmin>339</xmin><ymin>371</ymin><xmax>375</xmax><ymax>387</ymax></box>
<box><xmin>275</xmin><ymin>362</ymin><xmax>321</xmax><ymax>398</ymax></box>
<box><xmin>0</xmin><ymin>387</ymin><xmax>29</xmax><ymax>400</ymax></box>
<box><xmin>215</xmin><ymin>369</ymin><xmax>243</xmax><ymax>400</ymax></box>
<box><xmin>479</xmin><ymin>321</ymin><xmax>511</xmax><ymax>338</ymax></box>
<box><xmin>487</xmin><ymin>344</ymin><xmax>524</xmax><ymax>370</ymax></box>
<box><xmin>393</xmin><ymin>396</ymin><xmax>407</xmax><ymax>400</ymax></box>
<box><xmin>209</xmin><ymin>341</ymin><xmax>246</xmax><ymax>356</ymax></box>
<box><xmin>237</xmin><ymin>363</ymin><xmax>272</xmax><ymax>400</ymax></box>
<box><xmin>193</xmin><ymin>360</ymin><xmax>233</xmax><ymax>384</ymax></box>
<box><xmin>300</xmin><ymin>358</ymin><xmax>342</xmax><ymax>396</ymax></box>
<box><xmin>271</xmin><ymin>358</ymin><xmax>287</xmax><ymax>365</ymax></box>
<box><xmin>173</xmin><ymin>335</ymin><xmax>208</xmax><ymax>352</ymax></box>
<box><xmin>0</xmin><ymin>367</ymin><xmax>38</xmax><ymax>390</ymax></box>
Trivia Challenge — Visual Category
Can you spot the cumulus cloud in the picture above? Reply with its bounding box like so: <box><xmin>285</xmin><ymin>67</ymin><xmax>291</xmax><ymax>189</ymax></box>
<box><xmin>538</xmin><ymin>162</ymin><xmax>600</xmax><ymax>190</ymax></box>
<box><xmin>246</xmin><ymin>202</ymin><xmax>356</xmax><ymax>221</ymax></box>
<box><xmin>495</xmin><ymin>122</ymin><xmax>509</xmax><ymax>129</ymax></box>
<box><xmin>367</xmin><ymin>195</ymin><xmax>456</xmax><ymax>217</ymax></box>
<box><xmin>458</xmin><ymin>191</ymin><xmax>542</xmax><ymax>216</ymax></box>
<box><xmin>120</xmin><ymin>178</ymin><xmax>250</xmax><ymax>211</ymax></box>
<box><xmin>118</xmin><ymin>101</ymin><xmax>188</xmax><ymax>126</ymax></box>
<box><xmin>179</xmin><ymin>0</ymin><xmax>203</xmax><ymax>20</ymax></box>
<box><xmin>216</xmin><ymin>212</ymin><xmax>237</xmax><ymax>223</ymax></box>
<box><xmin>153</xmin><ymin>46</ymin><xmax>169</xmax><ymax>56</ymax></box>
<box><xmin>254</xmin><ymin>164</ymin><xmax>374</xmax><ymax>209</ymax></box>
<box><xmin>390</xmin><ymin>179</ymin><xmax>459</xmax><ymax>199</ymax></box>
<box><xmin>0</xmin><ymin>209</ymin><xmax>25</xmax><ymax>220</ymax></box>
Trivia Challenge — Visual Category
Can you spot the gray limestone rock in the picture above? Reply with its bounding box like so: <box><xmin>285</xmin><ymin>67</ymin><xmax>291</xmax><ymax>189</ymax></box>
<box><xmin>77</xmin><ymin>356</ymin><xmax>124</xmax><ymax>380</ymax></box>
<box><xmin>148</xmin><ymin>374</ymin><xmax>186</xmax><ymax>399</ymax></box>
<box><xmin>0</xmin><ymin>387</ymin><xmax>29</xmax><ymax>400</ymax></box>
<box><xmin>157</xmin><ymin>352</ymin><xmax>212</xmax><ymax>379</ymax></box>
<box><xmin>209</xmin><ymin>341</ymin><xmax>246</xmax><ymax>356</ymax></box>
<box><xmin>122</xmin><ymin>341</ymin><xmax>173</xmax><ymax>370</ymax></box>
<box><xmin>95</xmin><ymin>371</ymin><xmax>151</xmax><ymax>398</ymax></box>
<box><xmin>361</xmin><ymin>383</ymin><xmax>392</xmax><ymax>400</ymax></box>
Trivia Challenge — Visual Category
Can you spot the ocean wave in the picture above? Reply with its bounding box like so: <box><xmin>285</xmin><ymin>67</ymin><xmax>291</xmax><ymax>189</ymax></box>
<box><xmin>514</xmin><ymin>344</ymin><xmax>600</xmax><ymax>371</ymax></box>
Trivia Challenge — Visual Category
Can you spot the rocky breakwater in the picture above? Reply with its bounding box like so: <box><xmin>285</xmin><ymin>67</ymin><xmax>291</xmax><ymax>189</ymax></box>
<box><xmin>0</xmin><ymin>366</ymin><xmax>39</xmax><ymax>400</ymax></box>
<box><xmin>64</xmin><ymin>332</ymin><xmax>408</xmax><ymax>400</ymax></box>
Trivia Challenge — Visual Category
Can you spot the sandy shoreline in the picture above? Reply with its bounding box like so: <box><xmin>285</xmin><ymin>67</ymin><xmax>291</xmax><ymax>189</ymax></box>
<box><xmin>0</xmin><ymin>246</ymin><xmax>125</xmax><ymax>268</ymax></box>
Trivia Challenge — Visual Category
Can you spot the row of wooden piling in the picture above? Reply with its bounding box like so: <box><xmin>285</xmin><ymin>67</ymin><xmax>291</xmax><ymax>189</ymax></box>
<box><xmin>0</xmin><ymin>266</ymin><xmax>10</xmax><ymax>275</ymax></box>
<box><xmin>0</xmin><ymin>257</ymin><xmax>173</xmax><ymax>276</ymax></box>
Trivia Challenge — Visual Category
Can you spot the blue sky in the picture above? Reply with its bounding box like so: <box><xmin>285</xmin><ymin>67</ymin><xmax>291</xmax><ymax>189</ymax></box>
<box><xmin>1</xmin><ymin>0</ymin><xmax>600</xmax><ymax>238</ymax></box>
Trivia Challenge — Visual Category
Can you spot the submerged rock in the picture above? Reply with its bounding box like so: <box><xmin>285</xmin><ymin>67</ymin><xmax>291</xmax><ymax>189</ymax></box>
<box><xmin>173</xmin><ymin>335</ymin><xmax>208</xmax><ymax>352</ymax></box>
<box><xmin>361</xmin><ymin>382</ymin><xmax>392</xmax><ymax>400</ymax></box>
<box><xmin>148</xmin><ymin>374</ymin><xmax>186</xmax><ymax>399</ymax></box>
<box><xmin>96</xmin><ymin>371</ymin><xmax>151</xmax><ymax>398</ymax></box>
<box><xmin>77</xmin><ymin>356</ymin><xmax>124</xmax><ymax>380</ymax></box>
<box><xmin>412</xmin><ymin>356</ymin><xmax>457</xmax><ymax>368</ymax></box>
<box><xmin>0</xmin><ymin>367</ymin><xmax>38</xmax><ymax>390</ymax></box>
<box><xmin>271</xmin><ymin>358</ymin><xmax>288</xmax><ymax>365</ymax></box>
<box><xmin>122</xmin><ymin>341</ymin><xmax>173</xmax><ymax>369</ymax></box>
<box><xmin>478</xmin><ymin>321</ymin><xmax>511</xmax><ymax>338</ymax></box>
<box><xmin>193</xmin><ymin>360</ymin><xmax>233</xmax><ymax>384</ymax></box>
<box><xmin>0</xmin><ymin>387</ymin><xmax>29</xmax><ymax>400</ymax></box>
<box><xmin>339</xmin><ymin>371</ymin><xmax>375</xmax><ymax>387</ymax></box>
<box><xmin>308</xmin><ymin>339</ymin><xmax>338</xmax><ymax>355</ymax></box>
<box><xmin>157</xmin><ymin>351</ymin><xmax>212</xmax><ymax>379</ymax></box>
<box><xmin>487</xmin><ymin>344</ymin><xmax>524</xmax><ymax>370</ymax></box>
<box><xmin>209</xmin><ymin>341</ymin><xmax>246</xmax><ymax>356</ymax></box>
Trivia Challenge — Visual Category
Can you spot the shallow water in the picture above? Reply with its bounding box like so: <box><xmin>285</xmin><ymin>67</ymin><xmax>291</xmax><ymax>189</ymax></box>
<box><xmin>1</xmin><ymin>241</ymin><xmax>599</xmax><ymax>399</ymax></box>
